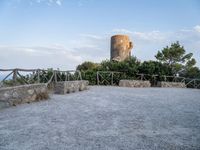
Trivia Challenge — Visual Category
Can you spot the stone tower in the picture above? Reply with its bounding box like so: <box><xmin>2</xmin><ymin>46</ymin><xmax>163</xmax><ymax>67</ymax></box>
<box><xmin>110</xmin><ymin>35</ymin><xmax>133</xmax><ymax>61</ymax></box>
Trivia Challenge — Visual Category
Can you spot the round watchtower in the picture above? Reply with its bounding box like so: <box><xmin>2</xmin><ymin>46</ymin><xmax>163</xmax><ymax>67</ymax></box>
<box><xmin>110</xmin><ymin>35</ymin><xmax>133</xmax><ymax>61</ymax></box>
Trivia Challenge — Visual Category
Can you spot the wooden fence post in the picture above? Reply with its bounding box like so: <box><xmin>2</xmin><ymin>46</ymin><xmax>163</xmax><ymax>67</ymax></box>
<box><xmin>37</xmin><ymin>70</ymin><xmax>40</xmax><ymax>83</ymax></box>
<box><xmin>111</xmin><ymin>72</ymin><xmax>114</xmax><ymax>85</ymax></box>
<box><xmin>97</xmin><ymin>72</ymin><xmax>99</xmax><ymax>85</ymax></box>
<box><xmin>54</xmin><ymin>71</ymin><xmax>57</xmax><ymax>83</ymax></box>
<box><xmin>13</xmin><ymin>69</ymin><xmax>17</xmax><ymax>85</ymax></box>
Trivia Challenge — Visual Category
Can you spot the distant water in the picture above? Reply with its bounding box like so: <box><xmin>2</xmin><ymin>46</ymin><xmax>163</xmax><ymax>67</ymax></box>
<box><xmin>0</xmin><ymin>75</ymin><xmax>8</xmax><ymax>81</ymax></box>
<box><xmin>0</xmin><ymin>75</ymin><xmax>4</xmax><ymax>81</ymax></box>
<box><xmin>0</xmin><ymin>75</ymin><xmax>2</xmax><ymax>80</ymax></box>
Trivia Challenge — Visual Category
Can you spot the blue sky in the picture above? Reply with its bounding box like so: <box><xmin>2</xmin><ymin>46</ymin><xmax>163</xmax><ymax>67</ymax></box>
<box><xmin>0</xmin><ymin>0</ymin><xmax>200</xmax><ymax>70</ymax></box>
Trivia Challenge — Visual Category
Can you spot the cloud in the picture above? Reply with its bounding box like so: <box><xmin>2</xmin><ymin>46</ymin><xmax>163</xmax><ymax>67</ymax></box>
<box><xmin>194</xmin><ymin>25</ymin><xmax>200</xmax><ymax>33</ymax></box>
<box><xmin>10</xmin><ymin>0</ymin><xmax>94</xmax><ymax>7</ymax></box>
<box><xmin>79</xmin><ymin>34</ymin><xmax>103</xmax><ymax>40</ymax></box>
<box><xmin>112</xmin><ymin>28</ymin><xmax>133</xmax><ymax>34</ymax></box>
<box><xmin>0</xmin><ymin>33</ymin><xmax>110</xmax><ymax>70</ymax></box>
<box><xmin>0</xmin><ymin>45</ymin><xmax>82</xmax><ymax>70</ymax></box>
<box><xmin>112</xmin><ymin>29</ymin><xmax>168</xmax><ymax>42</ymax></box>
<box><xmin>0</xmin><ymin>25</ymin><xmax>200</xmax><ymax>70</ymax></box>
<box><xmin>111</xmin><ymin>26</ymin><xmax>200</xmax><ymax>67</ymax></box>
<box><xmin>16</xmin><ymin>0</ymin><xmax>63</xmax><ymax>6</ymax></box>
<box><xmin>45</xmin><ymin>0</ymin><xmax>63</xmax><ymax>6</ymax></box>
<box><xmin>132</xmin><ymin>31</ymin><xmax>167</xmax><ymax>42</ymax></box>
<box><xmin>77</xmin><ymin>0</ymin><xmax>93</xmax><ymax>7</ymax></box>
<box><xmin>70</xmin><ymin>34</ymin><xmax>110</xmax><ymax>62</ymax></box>
<box><xmin>55</xmin><ymin>0</ymin><xmax>62</xmax><ymax>6</ymax></box>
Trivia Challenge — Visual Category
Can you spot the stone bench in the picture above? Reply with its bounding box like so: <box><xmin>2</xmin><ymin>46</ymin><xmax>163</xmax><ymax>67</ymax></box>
<box><xmin>54</xmin><ymin>80</ymin><xmax>89</xmax><ymax>94</ymax></box>
<box><xmin>119</xmin><ymin>80</ymin><xmax>151</xmax><ymax>88</ymax></box>
<box><xmin>0</xmin><ymin>83</ymin><xmax>48</xmax><ymax>109</ymax></box>
<box><xmin>157</xmin><ymin>81</ymin><xmax>186</xmax><ymax>88</ymax></box>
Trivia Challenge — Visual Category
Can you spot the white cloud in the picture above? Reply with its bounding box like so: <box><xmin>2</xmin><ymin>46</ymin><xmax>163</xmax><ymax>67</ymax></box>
<box><xmin>132</xmin><ymin>31</ymin><xmax>166</xmax><ymax>41</ymax></box>
<box><xmin>194</xmin><ymin>25</ymin><xmax>200</xmax><ymax>33</ymax></box>
<box><xmin>11</xmin><ymin>0</ymin><xmax>94</xmax><ymax>7</ymax></box>
<box><xmin>80</xmin><ymin>34</ymin><xmax>103</xmax><ymax>40</ymax></box>
<box><xmin>55</xmin><ymin>0</ymin><xmax>62</xmax><ymax>6</ymax></box>
<box><xmin>0</xmin><ymin>25</ymin><xmax>199</xmax><ymax>70</ymax></box>
<box><xmin>112</xmin><ymin>28</ymin><xmax>133</xmax><ymax>34</ymax></box>
<box><xmin>36</xmin><ymin>0</ymin><xmax>40</xmax><ymax>3</ymax></box>
<box><xmin>25</xmin><ymin>0</ymin><xmax>63</xmax><ymax>6</ymax></box>
<box><xmin>77</xmin><ymin>0</ymin><xmax>93</xmax><ymax>7</ymax></box>
<box><xmin>111</xmin><ymin>26</ymin><xmax>200</xmax><ymax>67</ymax></box>
<box><xmin>0</xmin><ymin>45</ymin><xmax>82</xmax><ymax>70</ymax></box>
<box><xmin>71</xmin><ymin>34</ymin><xmax>109</xmax><ymax>62</ymax></box>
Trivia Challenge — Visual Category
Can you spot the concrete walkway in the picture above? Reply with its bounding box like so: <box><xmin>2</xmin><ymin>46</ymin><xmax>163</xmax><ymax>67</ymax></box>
<box><xmin>0</xmin><ymin>86</ymin><xmax>200</xmax><ymax>150</ymax></box>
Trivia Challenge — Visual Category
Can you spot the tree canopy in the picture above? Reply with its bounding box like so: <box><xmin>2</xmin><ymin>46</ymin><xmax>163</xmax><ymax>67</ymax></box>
<box><xmin>76</xmin><ymin>61</ymin><xmax>99</xmax><ymax>71</ymax></box>
<box><xmin>76</xmin><ymin>41</ymin><xmax>199</xmax><ymax>84</ymax></box>
<box><xmin>155</xmin><ymin>41</ymin><xmax>196</xmax><ymax>74</ymax></box>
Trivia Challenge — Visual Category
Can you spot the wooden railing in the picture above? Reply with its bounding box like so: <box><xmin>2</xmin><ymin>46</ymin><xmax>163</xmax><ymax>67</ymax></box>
<box><xmin>96</xmin><ymin>72</ymin><xmax>200</xmax><ymax>88</ymax></box>
<box><xmin>96</xmin><ymin>71</ymin><xmax>123</xmax><ymax>85</ymax></box>
<box><xmin>1</xmin><ymin>69</ymin><xmax>199</xmax><ymax>89</ymax></box>
<box><xmin>0</xmin><ymin>68</ymin><xmax>82</xmax><ymax>88</ymax></box>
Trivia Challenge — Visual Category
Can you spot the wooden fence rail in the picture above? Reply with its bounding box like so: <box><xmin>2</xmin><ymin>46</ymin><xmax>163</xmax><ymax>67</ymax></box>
<box><xmin>96</xmin><ymin>72</ymin><xmax>200</xmax><ymax>88</ymax></box>
<box><xmin>1</xmin><ymin>69</ymin><xmax>200</xmax><ymax>89</ymax></box>
<box><xmin>0</xmin><ymin>68</ymin><xmax>82</xmax><ymax>88</ymax></box>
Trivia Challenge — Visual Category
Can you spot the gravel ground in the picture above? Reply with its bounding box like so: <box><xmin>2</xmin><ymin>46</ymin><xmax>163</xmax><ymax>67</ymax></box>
<box><xmin>0</xmin><ymin>86</ymin><xmax>200</xmax><ymax>150</ymax></box>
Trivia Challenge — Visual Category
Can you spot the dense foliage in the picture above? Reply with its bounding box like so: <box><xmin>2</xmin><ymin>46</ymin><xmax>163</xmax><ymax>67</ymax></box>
<box><xmin>1</xmin><ymin>42</ymin><xmax>199</xmax><ymax>87</ymax></box>
<box><xmin>155</xmin><ymin>41</ymin><xmax>196</xmax><ymax>74</ymax></box>
<box><xmin>77</xmin><ymin>41</ymin><xmax>200</xmax><ymax>85</ymax></box>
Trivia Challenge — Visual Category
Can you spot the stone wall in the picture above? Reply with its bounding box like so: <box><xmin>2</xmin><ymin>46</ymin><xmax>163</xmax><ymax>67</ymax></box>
<box><xmin>0</xmin><ymin>84</ymin><xmax>48</xmax><ymax>109</ymax></box>
<box><xmin>119</xmin><ymin>80</ymin><xmax>151</xmax><ymax>88</ymax></box>
<box><xmin>157</xmin><ymin>82</ymin><xmax>186</xmax><ymax>88</ymax></box>
<box><xmin>110</xmin><ymin>35</ymin><xmax>133</xmax><ymax>62</ymax></box>
<box><xmin>54</xmin><ymin>80</ymin><xmax>89</xmax><ymax>94</ymax></box>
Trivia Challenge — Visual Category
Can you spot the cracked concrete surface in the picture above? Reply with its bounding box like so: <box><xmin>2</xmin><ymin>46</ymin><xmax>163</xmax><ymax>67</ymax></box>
<box><xmin>0</xmin><ymin>86</ymin><xmax>200</xmax><ymax>150</ymax></box>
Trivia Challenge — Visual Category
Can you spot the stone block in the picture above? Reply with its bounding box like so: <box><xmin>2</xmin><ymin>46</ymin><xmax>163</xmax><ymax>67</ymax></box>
<box><xmin>119</xmin><ymin>80</ymin><xmax>151</xmax><ymax>88</ymax></box>
<box><xmin>0</xmin><ymin>83</ymin><xmax>49</xmax><ymax>109</ymax></box>
<box><xmin>54</xmin><ymin>80</ymin><xmax>89</xmax><ymax>94</ymax></box>
<box><xmin>157</xmin><ymin>82</ymin><xmax>186</xmax><ymax>88</ymax></box>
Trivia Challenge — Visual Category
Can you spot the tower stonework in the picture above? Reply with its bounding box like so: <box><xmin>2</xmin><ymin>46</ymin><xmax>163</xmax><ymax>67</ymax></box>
<box><xmin>110</xmin><ymin>35</ymin><xmax>133</xmax><ymax>62</ymax></box>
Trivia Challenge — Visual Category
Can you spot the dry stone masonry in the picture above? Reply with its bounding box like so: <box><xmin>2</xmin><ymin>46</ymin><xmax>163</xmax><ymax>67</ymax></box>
<box><xmin>0</xmin><ymin>80</ymin><xmax>89</xmax><ymax>109</ymax></box>
<box><xmin>157</xmin><ymin>81</ymin><xmax>186</xmax><ymax>88</ymax></box>
<box><xmin>119</xmin><ymin>80</ymin><xmax>151</xmax><ymax>88</ymax></box>
<box><xmin>54</xmin><ymin>80</ymin><xmax>89</xmax><ymax>94</ymax></box>
<box><xmin>0</xmin><ymin>83</ymin><xmax>48</xmax><ymax>109</ymax></box>
<box><xmin>110</xmin><ymin>35</ymin><xmax>133</xmax><ymax>62</ymax></box>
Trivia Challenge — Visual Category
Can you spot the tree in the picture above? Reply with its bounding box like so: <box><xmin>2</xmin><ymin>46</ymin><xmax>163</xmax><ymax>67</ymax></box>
<box><xmin>99</xmin><ymin>56</ymin><xmax>140</xmax><ymax>76</ymax></box>
<box><xmin>138</xmin><ymin>61</ymin><xmax>172</xmax><ymax>76</ymax></box>
<box><xmin>184</xmin><ymin>67</ymin><xmax>200</xmax><ymax>79</ymax></box>
<box><xmin>76</xmin><ymin>61</ymin><xmax>99</xmax><ymax>71</ymax></box>
<box><xmin>155</xmin><ymin>41</ymin><xmax>196</xmax><ymax>74</ymax></box>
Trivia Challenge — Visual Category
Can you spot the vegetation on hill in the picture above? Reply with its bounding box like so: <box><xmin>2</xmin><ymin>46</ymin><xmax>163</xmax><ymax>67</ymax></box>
<box><xmin>1</xmin><ymin>41</ymin><xmax>199</xmax><ymax>87</ymax></box>
<box><xmin>77</xmin><ymin>41</ymin><xmax>200</xmax><ymax>85</ymax></box>
<box><xmin>155</xmin><ymin>41</ymin><xmax>196</xmax><ymax>75</ymax></box>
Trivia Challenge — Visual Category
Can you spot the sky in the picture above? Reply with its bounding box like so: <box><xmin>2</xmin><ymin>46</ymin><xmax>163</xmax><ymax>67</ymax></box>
<box><xmin>0</xmin><ymin>0</ymin><xmax>200</xmax><ymax>70</ymax></box>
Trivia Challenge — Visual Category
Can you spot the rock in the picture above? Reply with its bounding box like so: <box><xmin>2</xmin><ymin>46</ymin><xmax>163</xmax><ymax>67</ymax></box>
<box><xmin>119</xmin><ymin>80</ymin><xmax>151</xmax><ymax>88</ymax></box>
<box><xmin>54</xmin><ymin>80</ymin><xmax>89</xmax><ymax>94</ymax></box>
<box><xmin>0</xmin><ymin>83</ymin><xmax>49</xmax><ymax>109</ymax></box>
<box><xmin>28</xmin><ymin>89</ymin><xmax>34</xmax><ymax>95</ymax></box>
<box><xmin>157</xmin><ymin>82</ymin><xmax>186</xmax><ymax>88</ymax></box>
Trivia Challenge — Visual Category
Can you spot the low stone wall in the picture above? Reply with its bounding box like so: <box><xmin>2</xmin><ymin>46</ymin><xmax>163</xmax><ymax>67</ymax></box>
<box><xmin>54</xmin><ymin>80</ymin><xmax>89</xmax><ymax>94</ymax></box>
<box><xmin>157</xmin><ymin>82</ymin><xmax>186</xmax><ymax>88</ymax></box>
<box><xmin>0</xmin><ymin>84</ymin><xmax>48</xmax><ymax>109</ymax></box>
<box><xmin>119</xmin><ymin>80</ymin><xmax>151</xmax><ymax>88</ymax></box>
